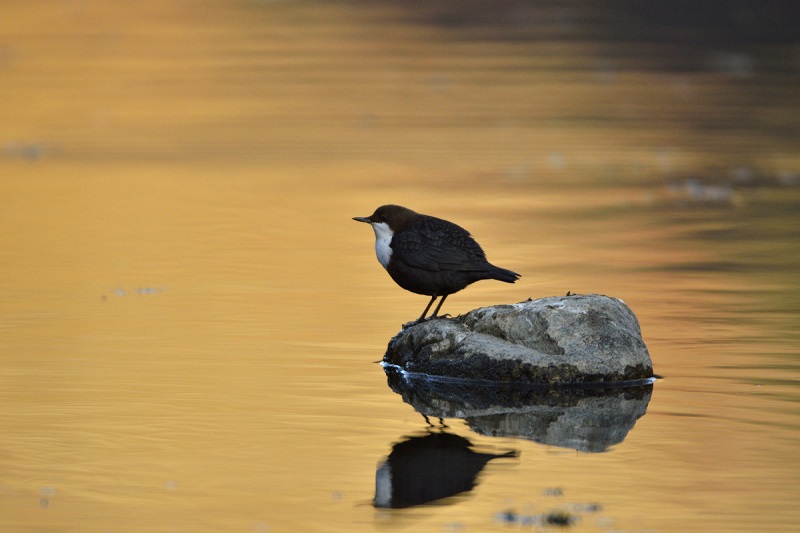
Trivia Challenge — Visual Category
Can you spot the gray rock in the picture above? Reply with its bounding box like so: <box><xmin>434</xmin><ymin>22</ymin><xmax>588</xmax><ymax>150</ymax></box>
<box><xmin>384</xmin><ymin>294</ymin><xmax>653</xmax><ymax>384</ymax></box>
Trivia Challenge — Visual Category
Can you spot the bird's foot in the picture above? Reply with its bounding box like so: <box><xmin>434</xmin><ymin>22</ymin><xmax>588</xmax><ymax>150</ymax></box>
<box><xmin>402</xmin><ymin>313</ymin><xmax>453</xmax><ymax>329</ymax></box>
<box><xmin>419</xmin><ymin>313</ymin><xmax>452</xmax><ymax>323</ymax></box>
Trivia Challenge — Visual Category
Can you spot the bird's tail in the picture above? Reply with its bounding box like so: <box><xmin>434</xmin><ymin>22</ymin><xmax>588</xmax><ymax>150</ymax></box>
<box><xmin>489</xmin><ymin>265</ymin><xmax>521</xmax><ymax>283</ymax></box>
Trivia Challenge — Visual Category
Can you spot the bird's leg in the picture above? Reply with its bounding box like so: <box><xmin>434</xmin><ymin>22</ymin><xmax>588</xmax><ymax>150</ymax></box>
<box><xmin>418</xmin><ymin>295</ymin><xmax>438</xmax><ymax>322</ymax></box>
<box><xmin>430</xmin><ymin>294</ymin><xmax>448</xmax><ymax>318</ymax></box>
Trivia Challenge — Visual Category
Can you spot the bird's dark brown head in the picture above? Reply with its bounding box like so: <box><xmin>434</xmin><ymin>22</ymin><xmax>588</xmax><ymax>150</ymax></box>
<box><xmin>352</xmin><ymin>204</ymin><xmax>419</xmax><ymax>232</ymax></box>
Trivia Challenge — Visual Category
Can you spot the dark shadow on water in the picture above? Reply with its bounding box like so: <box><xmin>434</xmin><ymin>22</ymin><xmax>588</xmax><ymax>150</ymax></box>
<box><xmin>374</xmin><ymin>429</ymin><xmax>518</xmax><ymax>509</ymax></box>
<box><xmin>384</xmin><ymin>364</ymin><xmax>653</xmax><ymax>453</ymax></box>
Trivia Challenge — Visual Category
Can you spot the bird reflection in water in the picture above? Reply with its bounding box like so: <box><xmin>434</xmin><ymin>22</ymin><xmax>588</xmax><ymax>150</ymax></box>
<box><xmin>374</xmin><ymin>430</ymin><xmax>518</xmax><ymax>508</ymax></box>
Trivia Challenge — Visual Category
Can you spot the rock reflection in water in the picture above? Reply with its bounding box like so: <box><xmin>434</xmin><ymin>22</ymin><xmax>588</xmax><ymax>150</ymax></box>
<box><xmin>385</xmin><ymin>365</ymin><xmax>652</xmax><ymax>452</ymax></box>
<box><xmin>374</xmin><ymin>431</ymin><xmax>518</xmax><ymax>508</ymax></box>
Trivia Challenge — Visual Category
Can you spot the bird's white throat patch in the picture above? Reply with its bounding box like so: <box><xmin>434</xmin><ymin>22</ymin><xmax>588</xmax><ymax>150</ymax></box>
<box><xmin>371</xmin><ymin>221</ymin><xmax>393</xmax><ymax>269</ymax></box>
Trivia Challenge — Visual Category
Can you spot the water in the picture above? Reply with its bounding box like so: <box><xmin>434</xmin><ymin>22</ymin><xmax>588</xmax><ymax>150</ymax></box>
<box><xmin>1</xmin><ymin>2</ymin><xmax>798</xmax><ymax>531</ymax></box>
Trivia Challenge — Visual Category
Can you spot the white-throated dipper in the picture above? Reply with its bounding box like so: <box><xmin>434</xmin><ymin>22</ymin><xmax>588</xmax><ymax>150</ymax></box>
<box><xmin>353</xmin><ymin>204</ymin><xmax>521</xmax><ymax>321</ymax></box>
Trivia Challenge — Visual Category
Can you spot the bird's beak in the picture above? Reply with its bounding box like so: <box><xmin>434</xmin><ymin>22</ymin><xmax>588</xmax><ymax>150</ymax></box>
<box><xmin>353</xmin><ymin>216</ymin><xmax>371</xmax><ymax>224</ymax></box>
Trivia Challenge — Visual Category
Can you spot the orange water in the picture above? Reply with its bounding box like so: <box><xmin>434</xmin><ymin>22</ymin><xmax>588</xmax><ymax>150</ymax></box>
<box><xmin>1</xmin><ymin>2</ymin><xmax>798</xmax><ymax>531</ymax></box>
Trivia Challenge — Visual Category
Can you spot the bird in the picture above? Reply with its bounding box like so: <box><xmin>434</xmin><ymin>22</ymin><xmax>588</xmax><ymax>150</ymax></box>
<box><xmin>353</xmin><ymin>204</ymin><xmax>520</xmax><ymax>321</ymax></box>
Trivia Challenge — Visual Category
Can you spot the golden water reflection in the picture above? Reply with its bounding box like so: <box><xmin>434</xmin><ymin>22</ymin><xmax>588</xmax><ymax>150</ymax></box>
<box><xmin>1</xmin><ymin>1</ymin><xmax>799</xmax><ymax>531</ymax></box>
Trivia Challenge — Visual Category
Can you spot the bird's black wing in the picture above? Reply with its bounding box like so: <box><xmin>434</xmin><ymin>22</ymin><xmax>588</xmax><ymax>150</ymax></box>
<box><xmin>391</xmin><ymin>216</ymin><xmax>489</xmax><ymax>272</ymax></box>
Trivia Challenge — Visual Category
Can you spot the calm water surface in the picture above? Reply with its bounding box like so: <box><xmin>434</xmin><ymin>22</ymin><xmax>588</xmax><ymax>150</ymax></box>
<box><xmin>1</xmin><ymin>2</ymin><xmax>798</xmax><ymax>531</ymax></box>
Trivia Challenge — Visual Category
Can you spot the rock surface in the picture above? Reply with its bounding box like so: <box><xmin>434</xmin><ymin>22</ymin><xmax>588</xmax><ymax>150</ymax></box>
<box><xmin>384</xmin><ymin>294</ymin><xmax>653</xmax><ymax>384</ymax></box>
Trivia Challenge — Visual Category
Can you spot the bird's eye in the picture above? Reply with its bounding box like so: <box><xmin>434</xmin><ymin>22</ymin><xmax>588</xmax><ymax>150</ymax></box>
<box><xmin>380</xmin><ymin>214</ymin><xmax>387</xmax><ymax>221</ymax></box>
